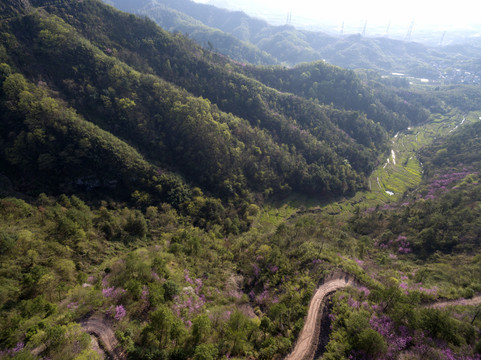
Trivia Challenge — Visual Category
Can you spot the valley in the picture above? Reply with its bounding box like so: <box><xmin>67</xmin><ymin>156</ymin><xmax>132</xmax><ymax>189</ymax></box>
<box><xmin>370</xmin><ymin>111</ymin><xmax>478</xmax><ymax>203</ymax></box>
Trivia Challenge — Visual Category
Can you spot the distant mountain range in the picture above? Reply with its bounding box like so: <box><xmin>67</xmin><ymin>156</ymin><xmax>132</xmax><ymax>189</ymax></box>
<box><xmin>105</xmin><ymin>0</ymin><xmax>481</xmax><ymax>83</ymax></box>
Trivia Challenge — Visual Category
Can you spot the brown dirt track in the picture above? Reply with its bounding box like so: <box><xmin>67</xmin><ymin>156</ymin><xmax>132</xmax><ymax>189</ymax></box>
<box><xmin>81</xmin><ymin>315</ymin><xmax>125</xmax><ymax>360</ymax></box>
<box><xmin>285</xmin><ymin>274</ymin><xmax>356</xmax><ymax>360</ymax></box>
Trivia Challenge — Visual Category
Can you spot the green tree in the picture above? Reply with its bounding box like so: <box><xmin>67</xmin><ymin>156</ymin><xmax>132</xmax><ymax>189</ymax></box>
<box><xmin>355</xmin><ymin>328</ymin><xmax>387</xmax><ymax>357</ymax></box>
<box><xmin>147</xmin><ymin>305</ymin><xmax>175</xmax><ymax>347</ymax></box>
<box><xmin>193</xmin><ymin>344</ymin><xmax>217</xmax><ymax>360</ymax></box>
<box><xmin>192</xmin><ymin>314</ymin><xmax>211</xmax><ymax>345</ymax></box>
<box><xmin>3</xmin><ymin>73</ymin><xmax>28</xmax><ymax>101</ymax></box>
<box><xmin>163</xmin><ymin>279</ymin><xmax>179</xmax><ymax>302</ymax></box>
<box><xmin>225</xmin><ymin>310</ymin><xmax>256</xmax><ymax>356</ymax></box>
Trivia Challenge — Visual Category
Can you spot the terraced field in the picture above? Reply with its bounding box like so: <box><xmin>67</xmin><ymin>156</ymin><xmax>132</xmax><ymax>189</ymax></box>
<box><xmin>276</xmin><ymin>109</ymin><xmax>481</xmax><ymax>225</ymax></box>
<box><xmin>367</xmin><ymin>110</ymin><xmax>480</xmax><ymax>205</ymax></box>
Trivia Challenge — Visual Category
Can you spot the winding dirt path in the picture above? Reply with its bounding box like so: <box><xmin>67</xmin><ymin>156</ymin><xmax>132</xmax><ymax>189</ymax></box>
<box><xmin>75</xmin><ymin>287</ymin><xmax>481</xmax><ymax>360</ymax></box>
<box><xmin>286</xmin><ymin>276</ymin><xmax>481</xmax><ymax>360</ymax></box>
<box><xmin>81</xmin><ymin>315</ymin><xmax>125</xmax><ymax>360</ymax></box>
<box><xmin>428</xmin><ymin>295</ymin><xmax>481</xmax><ymax>309</ymax></box>
<box><xmin>285</xmin><ymin>275</ymin><xmax>355</xmax><ymax>360</ymax></box>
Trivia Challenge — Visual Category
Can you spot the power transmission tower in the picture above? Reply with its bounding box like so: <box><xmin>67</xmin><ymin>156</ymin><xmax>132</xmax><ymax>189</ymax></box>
<box><xmin>286</xmin><ymin>12</ymin><xmax>292</xmax><ymax>25</ymax></box>
<box><xmin>385</xmin><ymin>20</ymin><xmax>391</xmax><ymax>37</ymax></box>
<box><xmin>405</xmin><ymin>20</ymin><xmax>414</xmax><ymax>41</ymax></box>
<box><xmin>439</xmin><ymin>31</ymin><xmax>446</xmax><ymax>46</ymax></box>
<box><xmin>362</xmin><ymin>20</ymin><xmax>367</xmax><ymax>36</ymax></box>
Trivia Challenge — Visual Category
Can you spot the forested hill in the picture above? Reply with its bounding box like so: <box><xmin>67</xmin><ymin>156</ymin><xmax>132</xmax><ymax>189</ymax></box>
<box><xmin>0</xmin><ymin>0</ymin><xmax>425</xmax><ymax>219</ymax></box>
<box><xmin>241</xmin><ymin>62</ymin><xmax>430</xmax><ymax>133</ymax></box>
<box><xmin>107</xmin><ymin>0</ymin><xmax>273</xmax><ymax>43</ymax></box>
<box><xmin>4</xmin><ymin>3</ymin><xmax>481</xmax><ymax>360</ymax></box>
<box><xmin>106</xmin><ymin>0</ymin><xmax>333</xmax><ymax>65</ymax></box>
<box><xmin>103</xmin><ymin>0</ymin><xmax>278</xmax><ymax>65</ymax></box>
<box><xmin>0</xmin><ymin>0</ymin><xmax>32</xmax><ymax>18</ymax></box>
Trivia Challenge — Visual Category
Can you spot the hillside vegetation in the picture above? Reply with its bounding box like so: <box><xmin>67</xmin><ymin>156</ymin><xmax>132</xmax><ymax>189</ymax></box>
<box><xmin>0</xmin><ymin>0</ymin><xmax>426</xmax><ymax>207</ymax></box>
<box><xmin>1</xmin><ymin>1</ymin><xmax>481</xmax><ymax>360</ymax></box>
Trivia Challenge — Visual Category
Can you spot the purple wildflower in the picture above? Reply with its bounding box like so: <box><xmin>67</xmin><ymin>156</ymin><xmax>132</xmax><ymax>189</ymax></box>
<box><xmin>67</xmin><ymin>302</ymin><xmax>78</xmax><ymax>310</ymax></box>
<box><xmin>13</xmin><ymin>342</ymin><xmax>24</xmax><ymax>353</ymax></box>
<box><xmin>115</xmin><ymin>305</ymin><xmax>126</xmax><ymax>320</ymax></box>
<box><xmin>252</xmin><ymin>263</ymin><xmax>260</xmax><ymax>277</ymax></box>
<box><xmin>184</xmin><ymin>269</ymin><xmax>194</xmax><ymax>285</ymax></box>
<box><xmin>151</xmin><ymin>271</ymin><xmax>160</xmax><ymax>281</ymax></box>
<box><xmin>269</xmin><ymin>265</ymin><xmax>279</xmax><ymax>273</ymax></box>
<box><xmin>102</xmin><ymin>287</ymin><xmax>126</xmax><ymax>299</ymax></box>
<box><xmin>358</xmin><ymin>286</ymin><xmax>370</xmax><ymax>297</ymax></box>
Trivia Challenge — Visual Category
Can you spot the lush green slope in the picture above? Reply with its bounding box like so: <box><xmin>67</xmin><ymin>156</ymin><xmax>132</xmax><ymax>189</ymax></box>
<box><xmin>0</xmin><ymin>69</ymin><xmax>155</xmax><ymax>189</ymax></box>
<box><xmin>318</xmin><ymin>118</ymin><xmax>481</xmax><ymax>359</ymax></box>
<box><xmin>118</xmin><ymin>2</ymin><xmax>278</xmax><ymax>66</ymax></box>
<box><xmin>0</xmin><ymin>0</ymin><xmax>32</xmax><ymax>18</ymax></box>
<box><xmin>0</xmin><ymin>191</ymin><xmax>356</xmax><ymax>360</ymax></box>
<box><xmin>106</xmin><ymin>0</ymin><xmax>333</xmax><ymax>66</ymax></box>
<box><xmin>1</xmin><ymin>0</ymin><xmax>402</xmax><ymax>206</ymax></box>
<box><xmin>49</xmin><ymin>0</ymin><xmax>426</xmax><ymax>144</ymax></box>
<box><xmin>243</xmin><ymin>61</ymin><xmax>430</xmax><ymax>134</ymax></box>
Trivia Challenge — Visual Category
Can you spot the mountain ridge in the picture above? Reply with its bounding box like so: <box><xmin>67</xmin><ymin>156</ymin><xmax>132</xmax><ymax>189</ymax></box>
<box><xmin>108</xmin><ymin>0</ymin><xmax>481</xmax><ymax>82</ymax></box>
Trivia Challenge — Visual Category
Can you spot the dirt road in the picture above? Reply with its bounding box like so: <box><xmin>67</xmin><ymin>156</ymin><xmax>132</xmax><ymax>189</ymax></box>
<box><xmin>285</xmin><ymin>276</ymin><xmax>481</xmax><ymax>360</ymax></box>
<box><xmin>77</xmin><ymin>285</ymin><xmax>480</xmax><ymax>360</ymax></box>
<box><xmin>285</xmin><ymin>276</ymin><xmax>355</xmax><ymax>360</ymax></box>
<box><xmin>81</xmin><ymin>315</ymin><xmax>125</xmax><ymax>360</ymax></box>
<box><xmin>428</xmin><ymin>295</ymin><xmax>481</xmax><ymax>309</ymax></box>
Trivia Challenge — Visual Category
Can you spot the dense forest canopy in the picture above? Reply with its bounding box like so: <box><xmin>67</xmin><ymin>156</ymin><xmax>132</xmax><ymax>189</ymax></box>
<box><xmin>0</xmin><ymin>0</ymin><xmax>427</xmax><ymax>207</ymax></box>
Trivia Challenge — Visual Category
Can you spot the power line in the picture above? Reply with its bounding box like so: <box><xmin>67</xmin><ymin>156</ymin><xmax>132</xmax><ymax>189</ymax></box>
<box><xmin>439</xmin><ymin>31</ymin><xmax>446</xmax><ymax>46</ymax></box>
<box><xmin>405</xmin><ymin>20</ymin><xmax>415</xmax><ymax>41</ymax></box>
<box><xmin>385</xmin><ymin>20</ymin><xmax>391</xmax><ymax>37</ymax></box>
<box><xmin>286</xmin><ymin>12</ymin><xmax>292</xmax><ymax>25</ymax></box>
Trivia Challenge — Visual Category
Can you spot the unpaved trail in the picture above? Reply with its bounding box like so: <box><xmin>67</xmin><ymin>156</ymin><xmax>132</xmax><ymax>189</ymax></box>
<box><xmin>285</xmin><ymin>275</ymin><xmax>481</xmax><ymax>360</ymax></box>
<box><xmin>428</xmin><ymin>295</ymin><xmax>481</xmax><ymax>309</ymax></box>
<box><xmin>285</xmin><ymin>276</ymin><xmax>355</xmax><ymax>360</ymax></box>
<box><xmin>81</xmin><ymin>315</ymin><xmax>125</xmax><ymax>360</ymax></box>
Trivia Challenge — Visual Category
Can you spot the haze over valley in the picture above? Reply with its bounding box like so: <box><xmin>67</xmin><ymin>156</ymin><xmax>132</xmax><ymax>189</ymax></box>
<box><xmin>197</xmin><ymin>0</ymin><xmax>481</xmax><ymax>45</ymax></box>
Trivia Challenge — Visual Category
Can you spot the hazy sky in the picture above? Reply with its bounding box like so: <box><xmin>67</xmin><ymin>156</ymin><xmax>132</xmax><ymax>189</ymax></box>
<box><xmin>268</xmin><ymin>0</ymin><xmax>477</xmax><ymax>25</ymax></box>
<box><xmin>196</xmin><ymin>0</ymin><xmax>481</xmax><ymax>30</ymax></box>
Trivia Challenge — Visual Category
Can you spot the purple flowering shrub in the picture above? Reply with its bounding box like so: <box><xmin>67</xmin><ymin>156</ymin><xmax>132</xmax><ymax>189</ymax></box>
<box><xmin>102</xmin><ymin>286</ymin><xmax>127</xmax><ymax>299</ymax></box>
<box><xmin>374</xmin><ymin>235</ymin><xmax>412</xmax><ymax>255</ymax></box>
<box><xmin>0</xmin><ymin>342</ymin><xmax>25</xmax><ymax>358</ymax></box>
<box><xmin>115</xmin><ymin>304</ymin><xmax>127</xmax><ymax>320</ymax></box>
<box><xmin>325</xmin><ymin>281</ymin><xmax>478</xmax><ymax>360</ymax></box>
<box><xmin>421</xmin><ymin>169</ymin><xmax>475</xmax><ymax>200</ymax></box>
